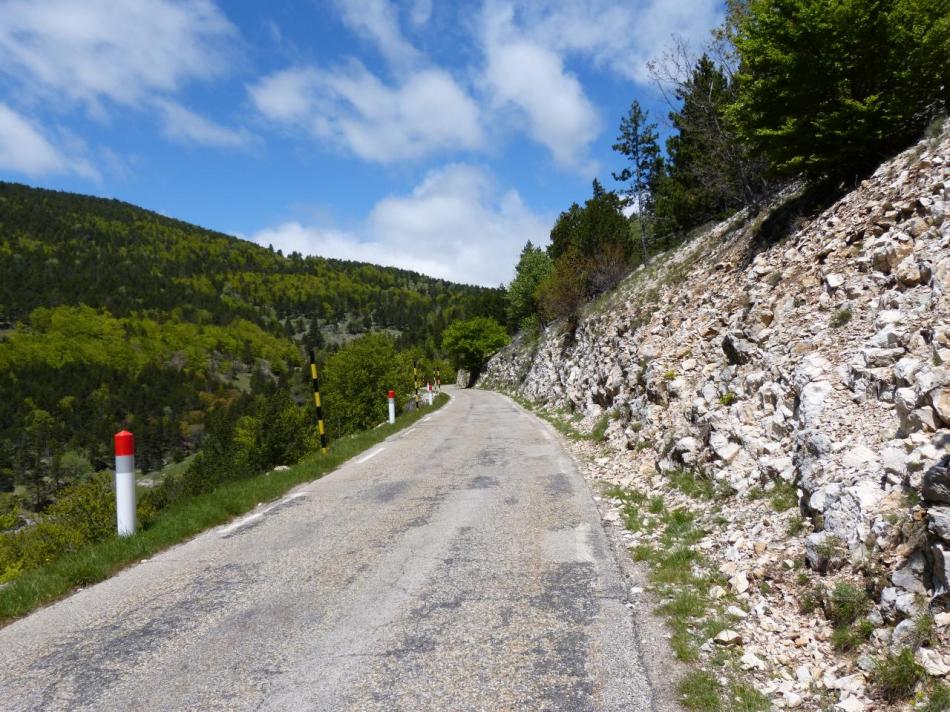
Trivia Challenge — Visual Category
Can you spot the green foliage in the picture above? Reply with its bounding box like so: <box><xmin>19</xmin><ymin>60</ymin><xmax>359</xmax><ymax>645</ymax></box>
<box><xmin>831</xmin><ymin>619</ymin><xmax>874</xmax><ymax>652</ymax></box>
<box><xmin>507</xmin><ymin>242</ymin><xmax>553</xmax><ymax>329</ymax></box>
<box><xmin>652</xmin><ymin>55</ymin><xmax>769</xmax><ymax>237</ymax></box>
<box><xmin>0</xmin><ymin>472</ymin><xmax>116</xmax><ymax>581</ymax></box>
<box><xmin>730</xmin><ymin>0</ymin><xmax>950</xmax><ymax>181</ymax></box>
<box><xmin>441</xmin><ymin>317</ymin><xmax>510</xmax><ymax>381</ymax></box>
<box><xmin>871</xmin><ymin>648</ymin><xmax>925</xmax><ymax>702</ymax></box>
<box><xmin>769</xmin><ymin>480</ymin><xmax>799</xmax><ymax>512</ymax></box>
<box><xmin>322</xmin><ymin>334</ymin><xmax>414</xmax><ymax>436</ymax></box>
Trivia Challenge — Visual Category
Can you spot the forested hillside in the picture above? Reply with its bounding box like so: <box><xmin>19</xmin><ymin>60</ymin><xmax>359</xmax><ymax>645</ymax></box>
<box><xmin>0</xmin><ymin>182</ymin><xmax>504</xmax><ymax>507</ymax></box>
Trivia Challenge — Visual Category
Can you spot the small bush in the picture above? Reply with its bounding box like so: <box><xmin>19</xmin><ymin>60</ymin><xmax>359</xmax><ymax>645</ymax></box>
<box><xmin>786</xmin><ymin>515</ymin><xmax>806</xmax><ymax>536</ymax></box>
<box><xmin>718</xmin><ymin>391</ymin><xmax>736</xmax><ymax>406</ymax></box>
<box><xmin>831</xmin><ymin>307</ymin><xmax>853</xmax><ymax>327</ymax></box>
<box><xmin>766</xmin><ymin>271</ymin><xmax>783</xmax><ymax>287</ymax></box>
<box><xmin>826</xmin><ymin>582</ymin><xmax>870</xmax><ymax>627</ymax></box>
<box><xmin>799</xmin><ymin>585</ymin><xmax>823</xmax><ymax>615</ymax></box>
<box><xmin>871</xmin><ymin>649</ymin><xmax>924</xmax><ymax>702</ymax></box>
<box><xmin>831</xmin><ymin>619</ymin><xmax>874</xmax><ymax>652</ymax></box>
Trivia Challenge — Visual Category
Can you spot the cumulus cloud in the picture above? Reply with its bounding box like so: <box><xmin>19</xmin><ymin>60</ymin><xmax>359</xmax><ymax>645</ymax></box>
<box><xmin>0</xmin><ymin>0</ymin><xmax>245</xmax><ymax>158</ymax></box>
<box><xmin>478</xmin><ymin>3</ymin><xmax>600</xmax><ymax>171</ymax></box>
<box><xmin>0</xmin><ymin>0</ymin><xmax>236</xmax><ymax>109</ymax></box>
<box><xmin>249</xmin><ymin>63</ymin><xmax>483</xmax><ymax>162</ymax></box>
<box><xmin>0</xmin><ymin>103</ymin><xmax>97</xmax><ymax>179</ymax></box>
<box><xmin>490</xmin><ymin>0</ymin><xmax>724</xmax><ymax>85</ymax></box>
<box><xmin>250</xmin><ymin>164</ymin><xmax>548</xmax><ymax>285</ymax></box>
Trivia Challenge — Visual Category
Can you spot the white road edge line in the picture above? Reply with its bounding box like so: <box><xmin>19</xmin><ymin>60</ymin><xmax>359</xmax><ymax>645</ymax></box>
<box><xmin>421</xmin><ymin>416</ymin><xmax>431</xmax><ymax>423</ymax></box>
<box><xmin>357</xmin><ymin>447</ymin><xmax>385</xmax><ymax>464</ymax></box>
<box><xmin>220</xmin><ymin>512</ymin><xmax>263</xmax><ymax>535</ymax></box>
<box><xmin>220</xmin><ymin>493</ymin><xmax>307</xmax><ymax>535</ymax></box>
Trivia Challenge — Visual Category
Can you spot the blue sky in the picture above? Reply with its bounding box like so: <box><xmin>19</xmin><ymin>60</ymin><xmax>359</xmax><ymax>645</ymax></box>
<box><xmin>0</xmin><ymin>0</ymin><xmax>724</xmax><ymax>286</ymax></box>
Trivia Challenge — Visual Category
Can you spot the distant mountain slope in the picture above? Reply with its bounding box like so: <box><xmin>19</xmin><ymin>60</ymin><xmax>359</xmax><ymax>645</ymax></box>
<box><xmin>0</xmin><ymin>181</ymin><xmax>505</xmax><ymax>345</ymax></box>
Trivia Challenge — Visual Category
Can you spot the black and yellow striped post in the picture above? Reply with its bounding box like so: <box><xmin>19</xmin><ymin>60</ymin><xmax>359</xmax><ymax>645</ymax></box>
<box><xmin>413</xmin><ymin>361</ymin><xmax>420</xmax><ymax>406</ymax></box>
<box><xmin>309</xmin><ymin>349</ymin><xmax>328</xmax><ymax>454</ymax></box>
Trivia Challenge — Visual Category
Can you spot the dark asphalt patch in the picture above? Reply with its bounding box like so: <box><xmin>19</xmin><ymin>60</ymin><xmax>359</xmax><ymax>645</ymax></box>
<box><xmin>373</xmin><ymin>480</ymin><xmax>409</xmax><ymax>503</ymax></box>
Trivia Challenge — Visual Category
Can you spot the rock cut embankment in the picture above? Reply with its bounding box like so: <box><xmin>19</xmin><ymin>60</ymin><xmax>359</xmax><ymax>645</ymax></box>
<box><xmin>484</xmin><ymin>127</ymin><xmax>950</xmax><ymax>709</ymax></box>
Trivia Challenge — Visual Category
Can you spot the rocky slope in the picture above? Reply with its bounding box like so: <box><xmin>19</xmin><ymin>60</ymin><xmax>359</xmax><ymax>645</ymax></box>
<box><xmin>484</xmin><ymin>126</ymin><xmax>950</xmax><ymax>710</ymax></box>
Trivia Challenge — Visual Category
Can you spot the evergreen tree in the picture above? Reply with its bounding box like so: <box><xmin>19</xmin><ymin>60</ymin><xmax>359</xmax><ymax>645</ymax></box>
<box><xmin>730</xmin><ymin>0</ymin><xmax>950</xmax><ymax>181</ymax></box>
<box><xmin>507</xmin><ymin>243</ymin><xmax>554</xmax><ymax>329</ymax></box>
<box><xmin>612</xmin><ymin>101</ymin><xmax>662</xmax><ymax>263</ymax></box>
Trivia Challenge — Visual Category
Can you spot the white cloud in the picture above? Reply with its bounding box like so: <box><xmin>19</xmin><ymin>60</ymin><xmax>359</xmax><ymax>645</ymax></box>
<box><xmin>409</xmin><ymin>0</ymin><xmax>433</xmax><ymax>27</ymax></box>
<box><xmin>0</xmin><ymin>103</ymin><xmax>97</xmax><ymax>179</ymax></box>
<box><xmin>249</xmin><ymin>63</ymin><xmax>484</xmax><ymax>162</ymax></box>
<box><xmin>479</xmin><ymin>3</ymin><xmax>601</xmax><ymax>171</ymax></box>
<box><xmin>333</xmin><ymin>0</ymin><xmax>423</xmax><ymax>70</ymax></box>
<box><xmin>0</xmin><ymin>0</ymin><xmax>237</xmax><ymax>110</ymax></box>
<box><xmin>492</xmin><ymin>0</ymin><xmax>724</xmax><ymax>84</ymax></box>
<box><xmin>250</xmin><ymin>164</ymin><xmax>548</xmax><ymax>285</ymax></box>
<box><xmin>153</xmin><ymin>99</ymin><xmax>249</xmax><ymax>148</ymax></box>
<box><xmin>0</xmin><ymin>0</ymin><xmax>244</xmax><ymax>158</ymax></box>
<box><xmin>483</xmin><ymin>39</ymin><xmax>600</xmax><ymax>170</ymax></box>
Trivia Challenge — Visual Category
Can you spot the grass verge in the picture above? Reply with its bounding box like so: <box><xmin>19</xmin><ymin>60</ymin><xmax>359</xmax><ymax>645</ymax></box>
<box><xmin>0</xmin><ymin>393</ymin><xmax>449</xmax><ymax>624</ymax></box>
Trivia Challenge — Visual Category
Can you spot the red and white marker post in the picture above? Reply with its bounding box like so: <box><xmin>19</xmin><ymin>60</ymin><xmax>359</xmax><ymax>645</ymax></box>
<box><xmin>426</xmin><ymin>382</ymin><xmax>433</xmax><ymax>406</ymax></box>
<box><xmin>114</xmin><ymin>430</ymin><xmax>137</xmax><ymax>537</ymax></box>
<box><xmin>388</xmin><ymin>390</ymin><xmax>396</xmax><ymax>425</ymax></box>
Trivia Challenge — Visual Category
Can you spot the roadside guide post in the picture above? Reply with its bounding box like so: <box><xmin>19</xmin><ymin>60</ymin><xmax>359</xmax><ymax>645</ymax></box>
<box><xmin>309</xmin><ymin>349</ymin><xmax>328</xmax><ymax>454</ymax></box>
<box><xmin>388</xmin><ymin>389</ymin><xmax>396</xmax><ymax>424</ymax></box>
<box><xmin>114</xmin><ymin>430</ymin><xmax>137</xmax><ymax>537</ymax></box>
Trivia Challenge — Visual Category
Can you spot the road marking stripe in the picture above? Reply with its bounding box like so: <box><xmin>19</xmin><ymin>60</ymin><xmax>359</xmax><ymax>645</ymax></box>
<box><xmin>220</xmin><ymin>512</ymin><xmax>263</xmax><ymax>535</ymax></box>
<box><xmin>357</xmin><ymin>447</ymin><xmax>385</xmax><ymax>464</ymax></box>
<box><xmin>421</xmin><ymin>416</ymin><xmax>431</xmax><ymax>423</ymax></box>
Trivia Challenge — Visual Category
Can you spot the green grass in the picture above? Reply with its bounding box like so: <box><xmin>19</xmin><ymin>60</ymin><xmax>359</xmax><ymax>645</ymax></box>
<box><xmin>668</xmin><ymin>468</ymin><xmax>719</xmax><ymax>500</ymax></box>
<box><xmin>769</xmin><ymin>480</ymin><xmax>799</xmax><ymax>512</ymax></box>
<box><xmin>0</xmin><ymin>393</ymin><xmax>449</xmax><ymax>624</ymax></box>
<box><xmin>680</xmin><ymin>670</ymin><xmax>723</xmax><ymax>711</ymax></box>
<box><xmin>921</xmin><ymin>681</ymin><xmax>950</xmax><ymax>712</ymax></box>
<box><xmin>590</xmin><ymin>412</ymin><xmax>611</xmax><ymax>441</ymax></box>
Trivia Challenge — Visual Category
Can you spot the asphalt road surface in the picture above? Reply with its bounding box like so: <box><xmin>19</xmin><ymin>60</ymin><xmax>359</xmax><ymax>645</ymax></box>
<box><xmin>0</xmin><ymin>388</ymin><xmax>658</xmax><ymax>711</ymax></box>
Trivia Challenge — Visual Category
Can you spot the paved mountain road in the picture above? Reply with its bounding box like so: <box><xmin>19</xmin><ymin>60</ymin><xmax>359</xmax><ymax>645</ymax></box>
<box><xmin>0</xmin><ymin>388</ymin><xmax>659</xmax><ymax>711</ymax></box>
